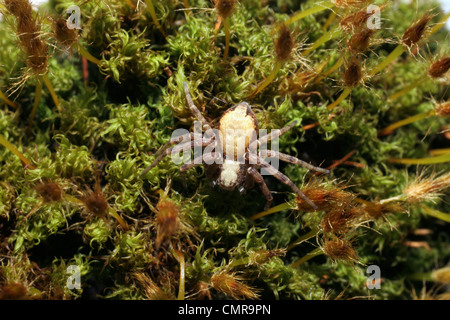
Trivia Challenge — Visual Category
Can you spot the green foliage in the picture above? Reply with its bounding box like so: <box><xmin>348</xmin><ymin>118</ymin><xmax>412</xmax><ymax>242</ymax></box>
<box><xmin>100</xmin><ymin>29</ymin><xmax>170</xmax><ymax>83</ymax></box>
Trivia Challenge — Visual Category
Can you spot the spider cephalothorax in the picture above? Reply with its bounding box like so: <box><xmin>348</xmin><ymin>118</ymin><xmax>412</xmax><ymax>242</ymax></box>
<box><xmin>141</xmin><ymin>83</ymin><xmax>329</xmax><ymax>209</ymax></box>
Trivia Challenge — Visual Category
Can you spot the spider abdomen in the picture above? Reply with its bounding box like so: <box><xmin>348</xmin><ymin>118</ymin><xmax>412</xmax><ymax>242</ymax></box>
<box><xmin>219</xmin><ymin>159</ymin><xmax>244</xmax><ymax>190</ymax></box>
<box><xmin>218</xmin><ymin>102</ymin><xmax>258</xmax><ymax>160</ymax></box>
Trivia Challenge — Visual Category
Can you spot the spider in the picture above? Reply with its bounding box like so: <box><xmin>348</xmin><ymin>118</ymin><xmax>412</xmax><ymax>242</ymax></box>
<box><xmin>141</xmin><ymin>83</ymin><xmax>329</xmax><ymax>210</ymax></box>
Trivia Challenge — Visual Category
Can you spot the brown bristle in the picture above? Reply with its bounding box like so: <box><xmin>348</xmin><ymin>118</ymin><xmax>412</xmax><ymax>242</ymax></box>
<box><xmin>321</xmin><ymin>207</ymin><xmax>362</xmax><ymax>234</ymax></box>
<box><xmin>340</xmin><ymin>2</ymin><xmax>388</xmax><ymax>31</ymax></box>
<box><xmin>402</xmin><ymin>11</ymin><xmax>435</xmax><ymax>48</ymax></box>
<box><xmin>26</xmin><ymin>35</ymin><xmax>48</xmax><ymax>72</ymax></box>
<box><xmin>340</xmin><ymin>8</ymin><xmax>372</xmax><ymax>31</ymax></box>
<box><xmin>35</xmin><ymin>181</ymin><xmax>63</xmax><ymax>202</ymax></box>
<box><xmin>16</xmin><ymin>15</ymin><xmax>39</xmax><ymax>43</ymax></box>
<box><xmin>428</xmin><ymin>57</ymin><xmax>450</xmax><ymax>79</ymax></box>
<box><xmin>215</xmin><ymin>0</ymin><xmax>237</xmax><ymax>19</ymax></box>
<box><xmin>249</xmin><ymin>249</ymin><xmax>286</xmax><ymax>265</ymax></box>
<box><xmin>403</xmin><ymin>172</ymin><xmax>450</xmax><ymax>203</ymax></box>
<box><xmin>0</xmin><ymin>282</ymin><xmax>29</xmax><ymax>300</ymax></box>
<box><xmin>435</xmin><ymin>101</ymin><xmax>450</xmax><ymax>117</ymax></box>
<box><xmin>298</xmin><ymin>181</ymin><xmax>354</xmax><ymax>212</ymax></box>
<box><xmin>132</xmin><ymin>272</ymin><xmax>174</xmax><ymax>300</ymax></box>
<box><xmin>362</xmin><ymin>201</ymin><xmax>404</xmax><ymax>220</ymax></box>
<box><xmin>347</xmin><ymin>28</ymin><xmax>375</xmax><ymax>53</ymax></box>
<box><xmin>4</xmin><ymin>0</ymin><xmax>32</xmax><ymax>18</ymax></box>
<box><xmin>52</xmin><ymin>16</ymin><xmax>78</xmax><ymax>48</ymax></box>
<box><xmin>155</xmin><ymin>197</ymin><xmax>180</xmax><ymax>248</ymax></box>
<box><xmin>274</xmin><ymin>24</ymin><xmax>294</xmax><ymax>62</ymax></box>
<box><xmin>210</xmin><ymin>271</ymin><xmax>259</xmax><ymax>300</ymax></box>
<box><xmin>82</xmin><ymin>191</ymin><xmax>109</xmax><ymax>217</ymax></box>
<box><xmin>323</xmin><ymin>237</ymin><xmax>358</xmax><ymax>262</ymax></box>
<box><xmin>344</xmin><ymin>57</ymin><xmax>362</xmax><ymax>87</ymax></box>
<box><xmin>5</xmin><ymin>0</ymin><xmax>48</xmax><ymax>73</ymax></box>
<box><xmin>432</xmin><ymin>267</ymin><xmax>450</xmax><ymax>284</ymax></box>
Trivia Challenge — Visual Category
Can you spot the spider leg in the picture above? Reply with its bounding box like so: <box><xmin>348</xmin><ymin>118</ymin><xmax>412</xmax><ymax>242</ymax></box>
<box><xmin>179</xmin><ymin>151</ymin><xmax>219</xmax><ymax>188</ymax></box>
<box><xmin>183</xmin><ymin>82</ymin><xmax>213</xmax><ymax>132</ymax></box>
<box><xmin>259</xmin><ymin>150</ymin><xmax>329</xmax><ymax>174</ymax></box>
<box><xmin>140</xmin><ymin>132</ymin><xmax>195</xmax><ymax>177</ymax></box>
<box><xmin>180</xmin><ymin>149</ymin><xmax>215</xmax><ymax>189</ymax></box>
<box><xmin>249</xmin><ymin>120</ymin><xmax>297</xmax><ymax>150</ymax></box>
<box><xmin>156</xmin><ymin>132</ymin><xmax>196</xmax><ymax>157</ymax></box>
<box><xmin>243</xmin><ymin>168</ymin><xmax>255</xmax><ymax>190</ymax></box>
<box><xmin>179</xmin><ymin>151</ymin><xmax>218</xmax><ymax>172</ymax></box>
<box><xmin>247</xmin><ymin>167</ymin><xmax>273</xmax><ymax>210</ymax></box>
<box><xmin>169</xmin><ymin>137</ymin><xmax>215</xmax><ymax>155</ymax></box>
<box><xmin>141</xmin><ymin>136</ymin><xmax>214</xmax><ymax>177</ymax></box>
<box><xmin>247</xmin><ymin>153</ymin><xmax>318</xmax><ymax>211</ymax></box>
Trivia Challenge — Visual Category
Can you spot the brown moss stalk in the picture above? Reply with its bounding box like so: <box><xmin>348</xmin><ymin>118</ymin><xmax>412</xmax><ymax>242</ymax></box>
<box><xmin>301</xmin><ymin>25</ymin><xmax>342</xmax><ymax>57</ymax></box>
<box><xmin>389</xmin><ymin>57</ymin><xmax>450</xmax><ymax>101</ymax></box>
<box><xmin>0</xmin><ymin>133</ymin><xmax>36</xmax><ymax>169</ymax></box>
<box><xmin>279</xmin><ymin>1</ymin><xmax>334</xmax><ymax>32</ymax></box>
<box><xmin>378</xmin><ymin>109</ymin><xmax>436</xmax><ymax>136</ymax></box>
<box><xmin>144</xmin><ymin>0</ymin><xmax>167</xmax><ymax>37</ymax></box>
<box><xmin>41</xmin><ymin>74</ymin><xmax>61</xmax><ymax>112</ymax></box>
<box><xmin>388</xmin><ymin>152</ymin><xmax>450</xmax><ymax>165</ymax></box>
<box><xmin>215</xmin><ymin>0</ymin><xmax>237</xmax><ymax>59</ymax></box>
<box><xmin>249</xmin><ymin>24</ymin><xmax>293</xmax><ymax>97</ymax></box>
<box><xmin>173</xmin><ymin>249</ymin><xmax>186</xmax><ymax>300</ymax></box>
<box><xmin>27</xmin><ymin>77</ymin><xmax>43</xmax><ymax>130</ymax></box>
<box><xmin>0</xmin><ymin>89</ymin><xmax>20</xmax><ymax>109</ymax></box>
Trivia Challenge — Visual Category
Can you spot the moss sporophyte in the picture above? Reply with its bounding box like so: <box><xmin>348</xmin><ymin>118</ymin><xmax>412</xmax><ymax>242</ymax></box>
<box><xmin>0</xmin><ymin>0</ymin><xmax>449</xmax><ymax>301</ymax></box>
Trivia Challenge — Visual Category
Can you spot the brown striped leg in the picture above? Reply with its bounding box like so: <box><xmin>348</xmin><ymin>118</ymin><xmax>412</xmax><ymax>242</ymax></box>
<box><xmin>179</xmin><ymin>150</ymin><xmax>218</xmax><ymax>172</ymax></box>
<box><xmin>141</xmin><ymin>135</ymin><xmax>214</xmax><ymax>177</ymax></box>
<box><xmin>183</xmin><ymin>82</ymin><xmax>213</xmax><ymax>132</ymax></box>
<box><xmin>259</xmin><ymin>150</ymin><xmax>329</xmax><ymax>174</ymax></box>
<box><xmin>247</xmin><ymin>153</ymin><xmax>318</xmax><ymax>211</ymax></box>
<box><xmin>179</xmin><ymin>151</ymin><xmax>218</xmax><ymax>187</ymax></box>
<box><xmin>247</xmin><ymin>167</ymin><xmax>273</xmax><ymax>210</ymax></box>
<box><xmin>249</xmin><ymin>120</ymin><xmax>297</xmax><ymax>150</ymax></box>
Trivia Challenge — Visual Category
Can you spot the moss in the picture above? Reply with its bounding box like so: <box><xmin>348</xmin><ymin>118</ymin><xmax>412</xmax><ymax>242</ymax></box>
<box><xmin>0</xmin><ymin>0</ymin><xmax>449</xmax><ymax>301</ymax></box>
<box><xmin>99</xmin><ymin>29</ymin><xmax>170</xmax><ymax>83</ymax></box>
